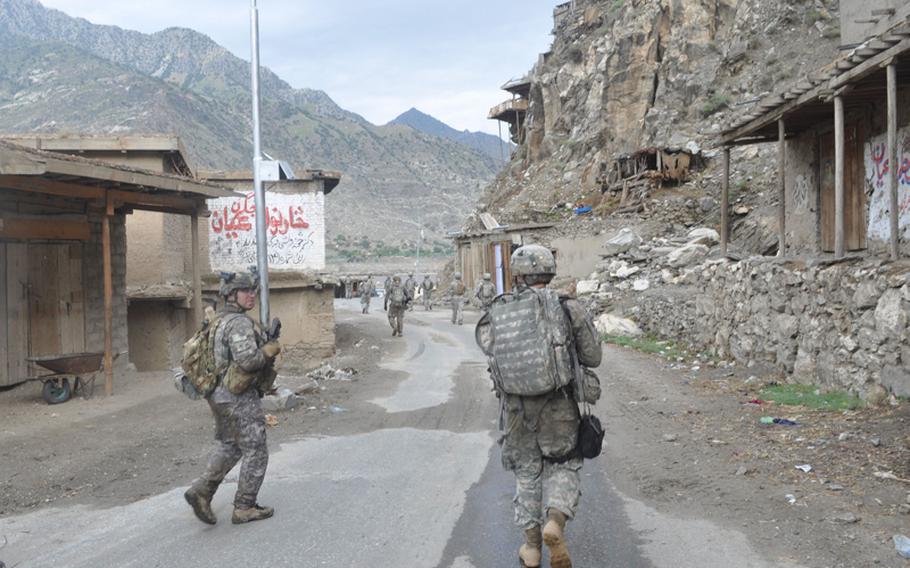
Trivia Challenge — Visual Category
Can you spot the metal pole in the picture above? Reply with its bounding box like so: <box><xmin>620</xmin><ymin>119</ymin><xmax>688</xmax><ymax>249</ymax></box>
<box><xmin>250</xmin><ymin>0</ymin><xmax>269</xmax><ymax>325</ymax></box>
<box><xmin>888</xmin><ymin>63</ymin><xmax>900</xmax><ymax>260</ymax></box>
<box><xmin>415</xmin><ymin>219</ymin><xmax>422</xmax><ymax>274</ymax></box>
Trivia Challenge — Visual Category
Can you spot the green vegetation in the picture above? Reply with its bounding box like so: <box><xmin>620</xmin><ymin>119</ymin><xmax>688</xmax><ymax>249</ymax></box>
<box><xmin>759</xmin><ymin>384</ymin><xmax>863</xmax><ymax>411</ymax></box>
<box><xmin>700</xmin><ymin>92</ymin><xmax>732</xmax><ymax>117</ymax></box>
<box><xmin>329</xmin><ymin>236</ymin><xmax>454</xmax><ymax>262</ymax></box>
<box><xmin>602</xmin><ymin>334</ymin><xmax>687</xmax><ymax>361</ymax></box>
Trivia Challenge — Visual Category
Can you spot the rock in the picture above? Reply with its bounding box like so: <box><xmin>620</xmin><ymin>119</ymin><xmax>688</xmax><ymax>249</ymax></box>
<box><xmin>662</xmin><ymin>433</ymin><xmax>679</xmax><ymax>442</ymax></box>
<box><xmin>830</xmin><ymin>512</ymin><xmax>860</xmax><ymax>524</ymax></box>
<box><xmin>294</xmin><ymin>379</ymin><xmax>320</xmax><ymax>395</ymax></box>
<box><xmin>261</xmin><ymin>388</ymin><xmax>300</xmax><ymax>412</ymax></box>
<box><xmin>687</xmin><ymin>227</ymin><xmax>720</xmax><ymax>246</ymax></box>
<box><xmin>734</xmin><ymin>205</ymin><xmax>750</xmax><ymax>215</ymax></box>
<box><xmin>898</xmin><ymin>504</ymin><xmax>910</xmax><ymax>515</ymax></box>
<box><xmin>734</xmin><ymin>465</ymin><xmax>753</xmax><ymax>476</ymax></box>
<box><xmin>881</xmin><ymin>366</ymin><xmax>910</xmax><ymax>398</ymax></box>
<box><xmin>576</xmin><ymin>280</ymin><xmax>601</xmax><ymax>295</ymax></box>
<box><xmin>632</xmin><ymin>279</ymin><xmax>650</xmax><ymax>291</ymax></box>
<box><xmin>595</xmin><ymin>314</ymin><xmax>643</xmax><ymax>337</ymax></box>
<box><xmin>667</xmin><ymin>243</ymin><xmax>710</xmax><ymax>267</ymax></box>
<box><xmin>874</xmin><ymin>288</ymin><xmax>906</xmax><ymax>336</ymax></box>
<box><xmin>603</xmin><ymin>228</ymin><xmax>642</xmax><ymax>256</ymax></box>
<box><xmin>698</xmin><ymin>197</ymin><xmax>717</xmax><ymax>213</ymax></box>
<box><xmin>615</xmin><ymin>265</ymin><xmax>641</xmax><ymax>279</ymax></box>
<box><xmin>853</xmin><ymin>280</ymin><xmax>881</xmax><ymax>309</ymax></box>
<box><xmin>863</xmin><ymin>384</ymin><xmax>889</xmax><ymax>406</ymax></box>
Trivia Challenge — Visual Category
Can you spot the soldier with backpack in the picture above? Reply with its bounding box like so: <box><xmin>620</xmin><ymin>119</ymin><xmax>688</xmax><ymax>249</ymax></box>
<box><xmin>360</xmin><ymin>274</ymin><xmax>375</xmax><ymax>314</ymax></box>
<box><xmin>404</xmin><ymin>273</ymin><xmax>418</xmax><ymax>311</ymax></box>
<box><xmin>474</xmin><ymin>272</ymin><xmax>497</xmax><ymax>314</ymax></box>
<box><xmin>449</xmin><ymin>272</ymin><xmax>466</xmax><ymax>325</ymax></box>
<box><xmin>420</xmin><ymin>275</ymin><xmax>435</xmax><ymax>310</ymax></box>
<box><xmin>386</xmin><ymin>275</ymin><xmax>412</xmax><ymax>336</ymax></box>
<box><xmin>475</xmin><ymin>245</ymin><xmax>602</xmax><ymax>568</ymax></box>
<box><xmin>183</xmin><ymin>271</ymin><xmax>282</xmax><ymax>526</ymax></box>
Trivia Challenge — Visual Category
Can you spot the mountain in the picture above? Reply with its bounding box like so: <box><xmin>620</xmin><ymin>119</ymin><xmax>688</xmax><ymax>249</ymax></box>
<box><xmin>0</xmin><ymin>0</ymin><xmax>501</xmax><ymax>257</ymax></box>
<box><xmin>389</xmin><ymin>108</ymin><xmax>509</xmax><ymax>163</ymax></box>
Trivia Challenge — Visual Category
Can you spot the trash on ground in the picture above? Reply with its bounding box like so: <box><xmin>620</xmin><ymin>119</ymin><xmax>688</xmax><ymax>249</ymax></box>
<box><xmin>261</xmin><ymin>388</ymin><xmax>300</xmax><ymax>412</ymax></box>
<box><xmin>329</xmin><ymin>405</ymin><xmax>347</xmax><ymax>413</ymax></box>
<box><xmin>785</xmin><ymin>494</ymin><xmax>797</xmax><ymax>505</ymax></box>
<box><xmin>264</xmin><ymin>414</ymin><xmax>279</xmax><ymax>427</ymax></box>
<box><xmin>795</xmin><ymin>464</ymin><xmax>813</xmax><ymax>473</ymax></box>
<box><xmin>873</xmin><ymin>470</ymin><xmax>910</xmax><ymax>484</ymax></box>
<box><xmin>760</xmin><ymin>417</ymin><xmax>798</xmax><ymax>426</ymax></box>
<box><xmin>894</xmin><ymin>534</ymin><xmax>910</xmax><ymax>559</ymax></box>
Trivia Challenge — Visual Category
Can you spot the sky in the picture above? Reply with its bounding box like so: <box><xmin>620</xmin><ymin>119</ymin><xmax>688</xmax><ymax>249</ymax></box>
<box><xmin>38</xmin><ymin>0</ymin><xmax>556</xmax><ymax>136</ymax></box>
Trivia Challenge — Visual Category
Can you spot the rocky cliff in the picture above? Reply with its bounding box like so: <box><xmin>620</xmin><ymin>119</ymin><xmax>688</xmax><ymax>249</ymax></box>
<box><xmin>476</xmin><ymin>0</ymin><xmax>841</xmax><ymax>248</ymax></box>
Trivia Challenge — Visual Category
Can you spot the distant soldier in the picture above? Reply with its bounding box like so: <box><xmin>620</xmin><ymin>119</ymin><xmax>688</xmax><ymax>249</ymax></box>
<box><xmin>475</xmin><ymin>245</ymin><xmax>602</xmax><ymax>568</ymax></box>
<box><xmin>420</xmin><ymin>275</ymin><xmax>435</xmax><ymax>311</ymax></box>
<box><xmin>475</xmin><ymin>272</ymin><xmax>497</xmax><ymax>314</ymax></box>
<box><xmin>184</xmin><ymin>271</ymin><xmax>281</xmax><ymax>526</ymax></box>
<box><xmin>449</xmin><ymin>272</ymin><xmax>466</xmax><ymax>325</ymax></box>
<box><xmin>383</xmin><ymin>275</ymin><xmax>393</xmax><ymax>311</ymax></box>
<box><xmin>343</xmin><ymin>277</ymin><xmax>353</xmax><ymax>299</ymax></box>
<box><xmin>360</xmin><ymin>275</ymin><xmax>375</xmax><ymax>314</ymax></box>
<box><xmin>404</xmin><ymin>273</ymin><xmax>418</xmax><ymax>311</ymax></box>
<box><xmin>386</xmin><ymin>276</ymin><xmax>412</xmax><ymax>336</ymax></box>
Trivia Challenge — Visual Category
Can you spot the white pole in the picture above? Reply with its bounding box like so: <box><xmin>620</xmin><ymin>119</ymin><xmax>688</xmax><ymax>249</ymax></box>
<box><xmin>250</xmin><ymin>0</ymin><xmax>269</xmax><ymax>325</ymax></box>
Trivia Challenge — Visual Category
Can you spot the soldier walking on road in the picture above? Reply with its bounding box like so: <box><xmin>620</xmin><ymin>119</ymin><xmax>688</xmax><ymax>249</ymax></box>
<box><xmin>475</xmin><ymin>245</ymin><xmax>603</xmax><ymax>568</ymax></box>
<box><xmin>383</xmin><ymin>275</ymin><xmax>393</xmax><ymax>311</ymax></box>
<box><xmin>450</xmin><ymin>272</ymin><xmax>466</xmax><ymax>325</ymax></box>
<box><xmin>184</xmin><ymin>271</ymin><xmax>282</xmax><ymax>526</ymax></box>
<box><xmin>386</xmin><ymin>276</ymin><xmax>411</xmax><ymax>336</ymax></box>
<box><xmin>475</xmin><ymin>272</ymin><xmax>497</xmax><ymax>314</ymax></box>
<box><xmin>343</xmin><ymin>276</ymin><xmax>353</xmax><ymax>299</ymax></box>
<box><xmin>361</xmin><ymin>275</ymin><xmax>375</xmax><ymax>314</ymax></box>
<box><xmin>420</xmin><ymin>275</ymin><xmax>435</xmax><ymax>310</ymax></box>
<box><xmin>404</xmin><ymin>273</ymin><xmax>418</xmax><ymax>311</ymax></box>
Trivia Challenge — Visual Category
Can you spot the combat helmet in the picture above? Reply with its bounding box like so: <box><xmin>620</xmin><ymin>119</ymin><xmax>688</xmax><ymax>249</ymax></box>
<box><xmin>454</xmin><ymin>272</ymin><xmax>462</xmax><ymax>280</ymax></box>
<box><xmin>510</xmin><ymin>245</ymin><xmax>556</xmax><ymax>278</ymax></box>
<box><xmin>219</xmin><ymin>270</ymin><xmax>260</xmax><ymax>298</ymax></box>
<box><xmin>483</xmin><ymin>273</ymin><xmax>492</xmax><ymax>281</ymax></box>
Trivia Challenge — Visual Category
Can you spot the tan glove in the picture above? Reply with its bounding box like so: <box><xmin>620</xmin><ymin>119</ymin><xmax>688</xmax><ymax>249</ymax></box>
<box><xmin>261</xmin><ymin>340</ymin><xmax>282</xmax><ymax>359</ymax></box>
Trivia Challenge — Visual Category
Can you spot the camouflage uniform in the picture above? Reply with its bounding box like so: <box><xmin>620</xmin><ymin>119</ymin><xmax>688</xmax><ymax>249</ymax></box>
<box><xmin>475</xmin><ymin>275</ymin><xmax>497</xmax><ymax>314</ymax></box>
<box><xmin>404</xmin><ymin>275</ymin><xmax>417</xmax><ymax>311</ymax></box>
<box><xmin>386</xmin><ymin>279</ymin><xmax>412</xmax><ymax>336</ymax></box>
<box><xmin>420</xmin><ymin>277</ymin><xmax>434</xmax><ymax>310</ymax></box>
<box><xmin>499</xmin><ymin>298</ymin><xmax>602</xmax><ymax>530</ymax></box>
<box><xmin>343</xmin><ymin>277</ymin><xmax>353</xmax><ymax>299</ymax></box>
<box><xmin>192</xmin><ymin>303</ymin><xmax>271</xmax><ymax>510</ymax></box>
<box><xmin>449</xmin><ymin>275</ymin><xmax>466</xmax><ymax>325</ymax></box>
<box><xmin>360</xmin><ymin>277</ymin><xmax>374</xmax><ymax>314</ymax></box>
<box><xmin>383</xmin><ymin>276</ymin><xmax>392</xmax><ymax>311</ymax></box>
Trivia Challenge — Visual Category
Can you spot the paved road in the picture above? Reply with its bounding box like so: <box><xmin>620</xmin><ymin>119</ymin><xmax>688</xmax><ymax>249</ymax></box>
<box><xmin>1</xmin><ymin>300</ymin><xmax>803</xmax><ymax>568</ymax></box>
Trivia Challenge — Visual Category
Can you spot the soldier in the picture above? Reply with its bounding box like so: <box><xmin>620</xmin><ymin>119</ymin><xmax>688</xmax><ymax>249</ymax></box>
<box><xmin>476</xmin><ymin>245</ymin><xmax>602</xmax><ymax>568</ymax></box>
<box><xmin>420</xmin><ymin>275</ymin><xmax>435</xmax><ymax>311</ymax></box>
<box><xmin>386</xmin><ymin>275</ymin><xmax>411</xmax><ymax>336</ymax></box>
<box><xmin>383</xmin><ymin>275</ymin><xmax>393</xmax><ymax>311</ymax></box>
<box><xmin>360</xmin><ymin>275</ymin><xmax>375</xmax><ymax>314</ymax></box>
<box><xmin>404</xmin><ymin>273</ymin><xmax>418</xmax><ymax>311</ymax></box>
<box><xmin>449</xmin><ymin>272</ymin><xmax>466</xmax><ymax>325</ymax></box>
<box><xmin>343</xmin><ymin>277</ymin><xmax>353</xmax><ymax>299</ymax></box>
<box><xmin>184</xmin><ymin>271</ymin><xmax>282</xmax><ymax>525</ymax></box>
<box><xmin>475</xmin><ymin>272</ymin><xmax>497</xmax><ymax>314</ymax></box>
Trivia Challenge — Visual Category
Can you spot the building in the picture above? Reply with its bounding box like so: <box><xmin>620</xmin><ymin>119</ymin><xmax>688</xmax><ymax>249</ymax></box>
<box><xmin>719</xmin><ymin>4</ymin><xmax>910</xmax><ymax>260</ymax></box>
<box><xmin>488</xmin><ymin>77</ymin><xmax>531</xmax><ymax>150</ymax></box>
<box><xmin>0</xmin><ymin>140</ymin><xmax>234</xmax><ymax>394</ymax></box>
<box><xmin>201</xmin><ymin>167</ymin><xmax>342</xmax><ymax>361</ymax></box>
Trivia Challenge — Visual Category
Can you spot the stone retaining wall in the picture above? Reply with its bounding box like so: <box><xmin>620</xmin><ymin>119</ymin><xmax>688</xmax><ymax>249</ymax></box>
<box><xmin>633</xmin><ymin>256</ymin><xmax>910</xmax><ymax>399</ymax></box>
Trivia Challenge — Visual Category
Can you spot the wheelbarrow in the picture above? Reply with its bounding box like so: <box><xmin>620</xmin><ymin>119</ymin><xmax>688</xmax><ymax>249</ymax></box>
<box><xmin>25</xmin><ymin>352</ymin><xmax>106</xmax><ymax>404</ymax></box>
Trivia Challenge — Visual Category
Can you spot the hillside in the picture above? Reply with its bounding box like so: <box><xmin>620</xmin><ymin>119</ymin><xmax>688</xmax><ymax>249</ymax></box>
<box><xmin>0</xmin><ymin>0</ymin><xmax>500</xmax><ymax>257</ymax></box>
<box><xmin>389</xmin><ymin>107</ymin><xmax>509</xmax><ymax>163</ymax></box>
<box><xmin>473</xmin><ymin>0</ymin><xmax>842</xmax><ymax>253</ymax></box>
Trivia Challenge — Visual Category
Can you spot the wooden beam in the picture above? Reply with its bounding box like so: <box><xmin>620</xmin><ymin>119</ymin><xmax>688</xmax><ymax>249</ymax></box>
<box><xmin>103</xmin><ymin>192</ymin><xmax>114</xmax><ymax>396</ymax></box>
<box><xmin>778</xmin><ymin>118</ymin><xmax>787</xmax><ymax>256</ymax></box>
<box><xmin>831</xmin><ymin>38</ymin><xmax>910</xmax><ymax>89</ymax></box>
<box><xmin>0</xmin><ymin>175</ymin><xmax>103</xmax><ymax>200</ymax></box>
<box><xmin>108</xmin><ymin>189</ymin><xmax>198</xmax><ymax>212</ymax></box>
<box><xmin>721</xmin><ymin>147</ymin><xmax>730</xmax><ymax>256</ymax></box>
<box><xmin>191</xmin><ymin>213</ymin><xmax>203</xmax><ymax>327</ymax></box>
<box><xmin>0</xmin><ymin>218</ymin><xmax>90</xmax><ymax>241</ymax></box>
<box><xmin>835</xmin><ymin>96</ymin><xmax>846</xmax><ymax>258</ymax></box>
<box><xmin>888</xmin><ymin>64</ymin><xmax>900</xmax><ymax>260</ymax></box>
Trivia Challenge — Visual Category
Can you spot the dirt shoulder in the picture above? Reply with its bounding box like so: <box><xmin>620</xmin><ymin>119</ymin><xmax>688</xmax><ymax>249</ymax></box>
<box><xmin>599</xmin><ymin>343</ymin><xmax>910</xmax><ymax>568</ymax></box>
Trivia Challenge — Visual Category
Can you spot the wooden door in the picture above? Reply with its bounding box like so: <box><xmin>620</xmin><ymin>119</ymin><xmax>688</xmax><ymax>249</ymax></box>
<box><xmin>819</xmin><ymin>124</ymin><xmax>867</xmax><ymax>252</ymax></box>
<box><xmin>3</xmin><ymin>244</ymin><xmax>29</xmax><ymax>386</ymax></box>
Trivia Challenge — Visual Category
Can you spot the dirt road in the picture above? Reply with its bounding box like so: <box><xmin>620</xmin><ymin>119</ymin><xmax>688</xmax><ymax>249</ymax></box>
<box><xmin>0</xmin><ymin>299</ymin><xmax>908</xmax><ymax>567</ymax></box>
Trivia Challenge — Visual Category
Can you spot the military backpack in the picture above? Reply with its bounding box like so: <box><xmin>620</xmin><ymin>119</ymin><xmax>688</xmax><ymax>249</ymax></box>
<box><xmin>389</xmin><ymin>285</ymin><xmax>407</xmax><ymax>306</ymax></box>
<box><xmin>179</xmin><ymin>310</ymin><xmax>224</xmax><ymax>398</ymax></box>
<box><xmin>480</xmin><ymin>287</ymin><xmax>574</xmax><ymax>396</ymax></box>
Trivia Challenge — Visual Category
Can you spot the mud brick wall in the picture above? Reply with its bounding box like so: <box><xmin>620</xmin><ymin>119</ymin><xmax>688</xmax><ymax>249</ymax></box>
<box><xmin>634</xmin><ymin>257</ymin><xmax>910</xmax><ymax>399</ymax></box>
<box><xmin>84</xmin><ymin>213</ymin><xmax>129</xmax><ymax>358</ymax></box>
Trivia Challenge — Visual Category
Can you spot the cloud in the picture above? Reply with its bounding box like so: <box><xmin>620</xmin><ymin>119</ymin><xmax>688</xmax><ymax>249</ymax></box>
<box><xmin>38</xmin><ymin>0</ymin><xmax>555</xmax><ymax>134</ymax></box>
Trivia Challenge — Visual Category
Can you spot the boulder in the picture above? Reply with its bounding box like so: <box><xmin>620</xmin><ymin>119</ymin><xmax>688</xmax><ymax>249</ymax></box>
<box><xmin>261</xmin><ymin>388</ymin><xmax>301</xmax><ymax>412</ymax></box>
<box><xmin>595</xmin><ymin>314</ymin><xmax>643</xmax><ymax>337</ymax></box>
<box><xmin>576</xmin><ymin>280</ymin><xmax>601</xmax><ymax>295</ymax></box>
<box><xmin>603</xmin><ymin>228</ymin><xmax>642</xmax><ymax>257</ymax></box>
<box><xmin>632</xmin><ymin>279</ymin><xmax>650</xmax><ymax>291</ymax></box>
<box><xmin>615</xmin><ymin>265</ymin><xmax>641</xmax><ymax>279</ymax></box>
<box><xmin>667</xmin><ymin>243</ymin><xmax>710</xmax><ymax>267</ymax></box>
<box><xmin>874</xmin><ymin>288</ymin><xmax>906</xmax><ymax>336</ymax></box>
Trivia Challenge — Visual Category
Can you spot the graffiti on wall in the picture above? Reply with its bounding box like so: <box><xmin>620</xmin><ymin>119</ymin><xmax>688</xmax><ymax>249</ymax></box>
<box><xmin>209</xmin><ymin>191</ymin><xmax>325</xmax><ymax>272</ymax></box>
<box><xmin>793</xmin><ymin>174</ymin><xmax>812</xmax><ymax>212</ymax></box>
<box><xmin>866</xmin><ymin>126</ymin><xmax>910</xmax><ymax>241</ymax></box>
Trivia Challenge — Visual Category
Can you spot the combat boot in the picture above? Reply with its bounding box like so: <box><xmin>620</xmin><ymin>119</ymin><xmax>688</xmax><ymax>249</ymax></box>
<box><xmin>231</xmin><ymin>504</ymin><xmax>274</xmax><ymax>524</ymax></box>
<box><xmin>519</xmin><ymin>525</ymin><xmax>542</xmax><ymax>567</ymax></box>
<box><xmin>184</xmin><ymin>485</ymin><xmax>216</xmax><ymax>525</ymax></box>
<box><xmin>543</xmin><ymin>509</ymin><xmax>571</xmax><ymax>568</ymax></box>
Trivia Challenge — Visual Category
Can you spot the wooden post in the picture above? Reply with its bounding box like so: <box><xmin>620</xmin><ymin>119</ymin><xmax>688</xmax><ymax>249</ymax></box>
<box><xmin>778</xmin><ymin>118</ymin><xmax>787</xmax><ymax>256</ymax></box>
<box><xmin>888</xmin><ymin>63</ymin><xmax>900</xmax><ymax>260</ymax></box>
<box><xmin>102</xmin><ymin>194</ymin><xmax>114</xmax><ymax>396</ymax></box>
<box><xmin>834</xmin><ymin>95</ymin><xmax>846</xmax><ymax>258</ymax></box>
<box><xmin>191</xmin><ymin>212</ymin><xmax>203</xmax><ymax>326</ymax></box>
<box><xmin>721</xmin><ymin>147</ymin><xmax>731</xmax><ymax>256</ymax></box>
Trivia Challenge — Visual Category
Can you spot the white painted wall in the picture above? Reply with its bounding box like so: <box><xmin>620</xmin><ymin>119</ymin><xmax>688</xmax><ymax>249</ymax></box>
<box><xmin>865</xmin><ymin>125</ymin><xmax>910</xmax><ymax>242</ymax></box>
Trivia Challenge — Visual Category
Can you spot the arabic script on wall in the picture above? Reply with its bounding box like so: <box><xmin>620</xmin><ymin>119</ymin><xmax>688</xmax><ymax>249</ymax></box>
<box><xmin>208</xmin><ymin>191</ymin><xmax>325</xmax><ymax>272</ymax></box>
<box><xmin>866</xmin><ymin>126</ymin><xmax>910</xmax><ymax>241</ymax></box>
